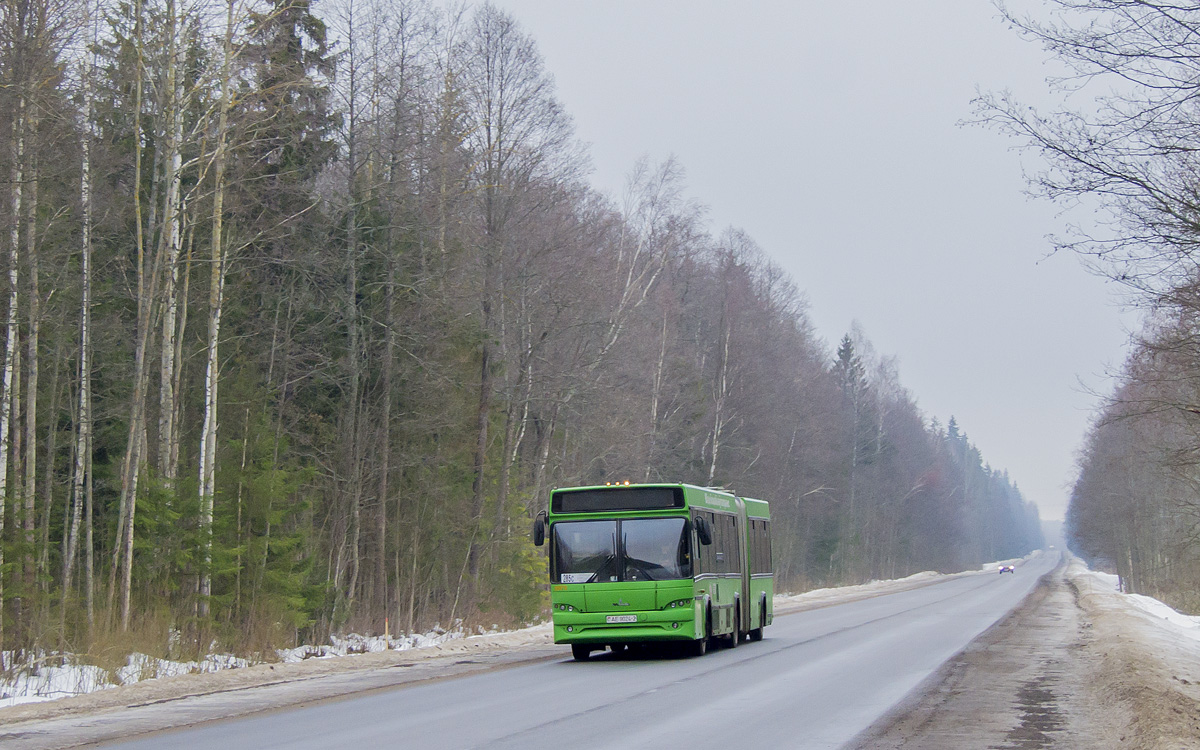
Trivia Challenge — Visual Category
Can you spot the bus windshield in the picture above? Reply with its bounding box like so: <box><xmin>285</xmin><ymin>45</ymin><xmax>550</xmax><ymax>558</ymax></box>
<box><xmin>553</xmin><ymin>518</ymin><xmax>691</xmax><ymax>583</ymax></box>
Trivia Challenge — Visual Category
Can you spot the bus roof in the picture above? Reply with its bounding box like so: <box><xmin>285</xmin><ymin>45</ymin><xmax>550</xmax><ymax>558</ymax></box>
<box><xmin>743</xmin><ymin>497</ymin><xmax>769</xmax><ymax>519</ymax></box>
<box><xmin>548</xmin><ymin>483</ymin><xmax>769</xmax><ymax>519</ymax></box>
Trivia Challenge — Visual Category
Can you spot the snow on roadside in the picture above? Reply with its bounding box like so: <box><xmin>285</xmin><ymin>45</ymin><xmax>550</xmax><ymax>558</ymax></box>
<box><xmin>0</xmin><ymin>552</ymin><xmax>1038</xmax><ymax>709</ymax></box>
<box><xmin>775</xmin><ymin>570</ymin><xmax>944</xmax><ymax>609</ymax></box>
<box><xmin>0</xmin><ymin>658</ymin><xmax>111</xmax><ymax>707</ymax></box>
<box><xmin>275</xmin><ymin>629</ymin><xmax>464</xmax><ymax>663</ymax></box>
<box><xmin>771</xmin><ymin>553</ymin><xmax>1030</xmax><ymax>611</ymax></box>
<box><xmin>1068</xmin><ymin>557</ymin><xmax>1200</xmax><ymax>644</ymax></box>
<box><xmin>0</xmin><ymin>651</ymin><xmax>252</xmax><ymax>708</ymax></box>
<box><xmin>1065</xmin><ymin>555</ymin><xmax>1200</xmax><ymax>748</ymax></box>
<box><xmin>0</xmin><ymin>626</ymin><xmax>473</xmax><ymax>708</ymax></box>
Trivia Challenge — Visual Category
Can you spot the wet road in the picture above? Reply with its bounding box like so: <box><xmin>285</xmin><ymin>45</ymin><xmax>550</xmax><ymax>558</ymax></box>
<box><xmin>96</xmin><ymin>552</ymin><xmax>1057</xmax><ymax>750</ymax></box>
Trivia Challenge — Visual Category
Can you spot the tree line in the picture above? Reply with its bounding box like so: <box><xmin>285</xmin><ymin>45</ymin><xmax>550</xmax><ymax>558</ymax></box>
<box><xmin>982</xmin><ymin>1</ymin><xmax>1200</xmax><ymax>614</ymax></box>
<box><xmin>0</xmin><ymin>0</ymin><xmax>1042</xmax><ymax>660</ymax></box>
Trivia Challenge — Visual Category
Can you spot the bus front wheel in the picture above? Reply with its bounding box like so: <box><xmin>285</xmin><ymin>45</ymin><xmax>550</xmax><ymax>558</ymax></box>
<box><xmin>571</xmin><ymin>644</ymin><xmax>592</xmax><ymax>661</ymax></box>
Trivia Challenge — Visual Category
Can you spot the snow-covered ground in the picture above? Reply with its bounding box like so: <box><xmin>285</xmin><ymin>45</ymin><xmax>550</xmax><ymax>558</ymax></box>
<box><xmin>1060</xmin><ymin>555</ymin><xmax>1200</xmax><ymax>749</ymax></box>
<box><xmin>1074</xmin><ymin>562</ymin><xmax>1200</xmax><ymax>645</ymax></box>
<box><xmin>0</xmin><ymin>626</ymin><xmax>497</xmax><ymax>708</ymax></box>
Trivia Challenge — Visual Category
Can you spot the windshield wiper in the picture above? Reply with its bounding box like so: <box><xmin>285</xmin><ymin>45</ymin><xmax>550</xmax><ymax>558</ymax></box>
<box><xmin>586</xmin><ymin>553</ymin><xmax>616</xmax><ymax>583</ymax></box>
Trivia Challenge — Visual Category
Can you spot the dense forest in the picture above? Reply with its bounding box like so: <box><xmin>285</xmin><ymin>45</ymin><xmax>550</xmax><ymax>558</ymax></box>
<box><xmin>982</xmin><ymin>1</ymin><xmax>1200</xmax><ymax>614</ymax></box>
<box><xmin>0</xmin><ymin>0</ymin><xmax>1042</xmax><ymax>661</ymax></box>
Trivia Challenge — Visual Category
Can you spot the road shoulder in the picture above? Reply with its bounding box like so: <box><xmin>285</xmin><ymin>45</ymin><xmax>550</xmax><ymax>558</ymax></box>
<box><xmin>844</xmin><ymin>560</ymin><xmax>1196</xmax><ymax>749</ymax></box>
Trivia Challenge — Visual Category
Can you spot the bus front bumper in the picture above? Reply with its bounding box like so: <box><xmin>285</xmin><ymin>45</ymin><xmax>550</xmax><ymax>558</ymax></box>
<box><xmin>552</xmin><ymin>609</ymin><xmax>700</xmax><ymax>645</ymax></box>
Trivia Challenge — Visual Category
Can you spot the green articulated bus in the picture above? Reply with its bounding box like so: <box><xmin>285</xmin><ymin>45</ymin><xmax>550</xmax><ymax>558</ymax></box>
<box><xmin>533</xmin><ymin>483</ymin><xmax>772</xmax><ymax>661</ymax></box>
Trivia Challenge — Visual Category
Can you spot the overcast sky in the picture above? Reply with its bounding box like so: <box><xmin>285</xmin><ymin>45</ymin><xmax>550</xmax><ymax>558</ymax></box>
<box><xmin>487</xmin><ymin>0</ymin><xmax>1136</xmax><ymax>522</ymax></box>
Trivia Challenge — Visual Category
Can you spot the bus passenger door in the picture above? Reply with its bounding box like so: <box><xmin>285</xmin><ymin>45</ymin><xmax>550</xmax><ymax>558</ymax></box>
<box><xmin>733</xmin><ymin>498</ymin><xmax>750</xmax><ymax>634</ymax></box>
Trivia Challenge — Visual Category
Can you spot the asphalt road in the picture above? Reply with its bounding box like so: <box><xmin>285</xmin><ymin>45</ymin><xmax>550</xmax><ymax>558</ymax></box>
<box><xmin>96</xmin><ymin>552</ymin><xmax>1058</xmax><ymax>750</ymax></box>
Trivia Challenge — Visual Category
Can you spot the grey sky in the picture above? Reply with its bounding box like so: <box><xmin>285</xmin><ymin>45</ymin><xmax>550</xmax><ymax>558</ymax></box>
<box><xmin>489</xmin><ymin>0</ymin><xmax>1136</xmax><ymax>521</ymax></box>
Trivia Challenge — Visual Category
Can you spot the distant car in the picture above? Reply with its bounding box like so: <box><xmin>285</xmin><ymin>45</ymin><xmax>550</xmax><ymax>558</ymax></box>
<box><xmin>998</xmin><ymin>565</ymin><xmax>1015</xmax><ymax>574</ymax></box>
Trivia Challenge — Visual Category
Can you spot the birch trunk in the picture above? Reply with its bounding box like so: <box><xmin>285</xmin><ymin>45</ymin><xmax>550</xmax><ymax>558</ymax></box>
<box><xmin>645</xmin><ymin>307</ymin><xmax>669</xmax><ymax>480</ymax></box>
<box><xmin>198</xmin><ymin>0</ymin><xmax>235</xmax><ymax>620</ymax></box>
<box><xmin>0</xmin><ymin>87</ymin><xmax>27</xmax><ymax>648</ymax></box>
<box><xmin>707</xmin><ymin>319</ymin><xmax>731</xmax><ymax>486</ymax></box>
<box><xmin>342</xmin><ymin>71</ymin><xmax>362</xmax><ymax>614</ymax></box>
<box><xmin>494</xmin><ymin>311</ymin><xmax>532</xmax><ymax>540</ymax></box>
<box><xmin>157</xmin><ymin>0</ymin><xmax>184</xmax><ymax>487</ymax></box>
<box><xmin>23</xmin><ymin>115</ymin><xmax>40</xmax><ymax>612</ymax></box>
<box><xmin>64</xmin><ymin>19</ymin><xmax>96</xmax><ymax>608</ymax></box>
<box><xmin>530</xmin><ymin>403</ymin><xmax>558</xmax><ymax>511</ymax></box>
<box><xmin>39</xmin><ymin>346</ymin><xmax>62</xmax><ymax>592</ymax></box>
<box><xmin>111</xmin><ymin>0</ymin><xmax>155</xmax><ymax>631</ymax></box>
<box><xmin>376</xmin><ymin>251</ymin><xmax>394</xmax><ymax>617</ymax></box>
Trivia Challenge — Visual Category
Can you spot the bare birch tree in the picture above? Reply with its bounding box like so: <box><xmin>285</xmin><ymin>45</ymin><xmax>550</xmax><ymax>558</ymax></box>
<box><xmin>62</xmin><ymin>0</ymin><xmax>99</xmax><ymax>619</ymax></box>
<box><xmin>197</xmin><ymin>0</ymin><xmax>238</xmax><ymax>621</ymax></box>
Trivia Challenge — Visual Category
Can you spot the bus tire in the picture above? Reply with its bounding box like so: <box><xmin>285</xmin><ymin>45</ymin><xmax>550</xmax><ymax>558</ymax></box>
<box><xmin>727</xmin><ymin>609</ymin><xmax>740</xmax><ymax>649</ymax></box>
<box><xmin>749</xmin><ymin>601</ymin><xmax>765</xmax><ymax>642</ymax></box>
<box><xmin>571</xmin><ymin>644</ymin><xmax>592</xmax><ymax>661</ymax></box>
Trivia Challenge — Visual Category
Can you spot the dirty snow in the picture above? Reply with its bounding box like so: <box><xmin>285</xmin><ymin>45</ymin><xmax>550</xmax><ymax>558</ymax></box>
<box><xmin>1070</xmin><ymin>559</ymin><xmax>1200</xmax><ymax>644</ymax></box>
<box><xmin>0</xmin><ymin>627</ymin><xmax>476</xmax><ymax>708</ymax></box>
<box><xmin>0</xmin><ymin>651</ymin><xmax>254</xmax><ymax>708</ymax></box>
<box><xmin>1064</xmin><ymin>556</ymin><xmax>1200</xmax><ymax>749</ymax></box>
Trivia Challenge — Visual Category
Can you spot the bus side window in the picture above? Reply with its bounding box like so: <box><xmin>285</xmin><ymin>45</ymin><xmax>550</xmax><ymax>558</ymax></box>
<box><xmin>755</xmin><ymin>520</ymin><xmax>766</xmax><ymax>574</ymax></box>
<box><xmin>721</xmin><ymin>514</ymin><xmax>731</xmax><ymax>573</ymax></box>
<box><xmin>761</xmin><ymin>522</ymin><xmax>769</xmax><ymax>573</ymax></box>
<box><xmin>754</xmin><ymin>521</ymin><xmax>761</xmax><ymax>573</ymax></box>
<box><xmin>750</xmin><ymin>520</ymin><xmax>759</xmax><ymax>574</ymax></box>
<box><xmin>759</xmin><ymin>521</ymin><xmax>768</xmax><ymax>574</ymax></box>
<box><xmin>717</xmin><ymin>514</ymin><xmax>733</xmax><ymax>574</ymax></box>
<box><xmin>709</xmin><ymin>513</ymin><xmax>723</xmax><ymax>573</ymax></box>
<box><xmin>764</xmin><ymin>521</ymin><xmax>772</xmax><ymax>572</ymax></box>
<box><xmin>724</xmin><ymin>513</ymin><xmax>734</xmax><ymax>573</ymax></box>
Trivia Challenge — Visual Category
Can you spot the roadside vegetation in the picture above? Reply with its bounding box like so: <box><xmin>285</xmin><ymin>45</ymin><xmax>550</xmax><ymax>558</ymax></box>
<box><xmin>0</xmin><ymin>0</ymin><xmax>1041</xmax><ymax>677</ymax></box>
<box><xmin>982</xmin><ymin>1</ymin><xmax>1200</xmax><ymax>614</ymax></box>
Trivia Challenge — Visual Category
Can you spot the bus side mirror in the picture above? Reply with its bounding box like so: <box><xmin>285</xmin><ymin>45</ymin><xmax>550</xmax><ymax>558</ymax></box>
<box><xmin>695</xmin><ymin>516</ymin><xmax>713</xmax><ymax>546</ymax></box>
<box><xmin>532</xmin><ymin>511</ymin><xmax>547</xmax><ymax>547</ymax></box>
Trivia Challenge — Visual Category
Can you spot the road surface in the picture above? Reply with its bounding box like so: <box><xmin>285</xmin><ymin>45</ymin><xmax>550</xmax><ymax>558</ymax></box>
<box><xmin>94</xmin><ymin>552</ymin><xmax>1058</xmax><ymax>750</ymax></box>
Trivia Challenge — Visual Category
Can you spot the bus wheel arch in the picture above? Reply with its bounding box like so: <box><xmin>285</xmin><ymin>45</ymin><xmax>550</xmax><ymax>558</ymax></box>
<box><xmin>727</xmin><ymin>596</ymin><xmax>740</xmax><ymax>648</ymax></box>
<box><xmin>690</xmin><ymin>603</ymin><xmax>711</xmax><ymax>657</ymax></box>
<box><xmin>749</xmin><ymin>596</ymin><xmax>766</xmax><ymax>642</ymax></box>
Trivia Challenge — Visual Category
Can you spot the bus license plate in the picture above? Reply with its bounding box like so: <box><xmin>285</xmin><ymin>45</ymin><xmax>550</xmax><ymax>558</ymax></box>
<box><xmin>606</xmin><ymin>615</ymin><xmax>637</xmax><ymax>624</ymax></box>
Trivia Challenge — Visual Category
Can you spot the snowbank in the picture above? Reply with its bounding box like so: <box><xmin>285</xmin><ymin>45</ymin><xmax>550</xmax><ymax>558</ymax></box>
<box><xmin>0</xmin><ymin>651</ymin><xmax>251</xmax><ymax>708</ymax></box>
<box><xmin>0</xmin><ymin>626</ymin><xmax>484</xmax><ymax>708</ymax></box>
<box><xmin>1068</xmin><ymin>557</ymin><xmax>1200</xmax><ymax>644</ymax></box>
<box><xmin>1066</xmin><ymin>556</ymin><xmax>1200</xmax><ymax>749</ymax></box>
